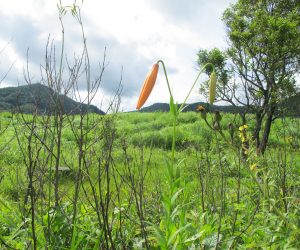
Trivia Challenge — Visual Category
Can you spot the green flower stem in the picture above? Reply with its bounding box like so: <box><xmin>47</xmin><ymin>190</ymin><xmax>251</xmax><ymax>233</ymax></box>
<box><xmin>158</xmin><ymin>60</ymin><xmax>173</xmax><ymax>99</ymax></box>
<box><xmin>158</xmin><ymin>60</ymin><xmax>214</xmax><ymax>165</ymax></box>
<box><xmin>178</xmin><ymin>63</ymin><xmax>215</xmax><ymax>113</ymax></box>
<box><xmin>172</xmin><ymin>118</ymin><xmax>176</xmax><ymax>164</ymax></box>
<box><xmin>155</xmin><ymin>60</ymin><xmax>216</xmax><ymax>246</ymax></box>
<box><xmin>158</xmin><ymin>60</ymin><xmax>177</xmax><ymax>165</ymax></box>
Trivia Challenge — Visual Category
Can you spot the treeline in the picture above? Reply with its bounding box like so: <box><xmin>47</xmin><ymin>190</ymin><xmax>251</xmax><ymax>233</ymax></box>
<box><xmin>139</xmin><ymin>93</ymin><xmax>300</xmax><ymax>117</ymax></box>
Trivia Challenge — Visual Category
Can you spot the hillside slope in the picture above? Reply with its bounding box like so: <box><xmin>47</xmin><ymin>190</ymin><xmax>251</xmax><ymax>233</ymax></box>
<box><xmin>139</xmin><ymin>102</ymin><xmax>246</xmax><ymax>113</ymax></box>
<box><xmin>0</xmin><ymin>83</ymin><xmax>104</xmax><ymax>114</ymax></box>
<box><xmin>139</xmin><ymin>95</ymin><xmax>300</xmax><ymax>116</ymax></box>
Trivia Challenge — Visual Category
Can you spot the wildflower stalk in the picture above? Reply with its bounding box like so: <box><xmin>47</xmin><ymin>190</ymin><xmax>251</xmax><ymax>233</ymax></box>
<box><xmin>137</xmin><ymin>60</ymin><xmax>217</xmax><ymax>247</ymax></box>
<box><xmin>136</xmin><ymin>60</ymin><xmax>215</xmax><ymax>247</ymax></box>
<box><xmin>157</xmin><ymin>60</ymin><xmax>176</xmax><ymax>163</ymax></box>
<box><xmin>178</xmin><ymin>63</ymin><xmax>215</xmax><ymax>113</ymax></box>
<box><xmin>157</xmin><ymin>60</ymin><xmax>173</xmax><ymax>100</ymax></box>
<box><xmin>157</xmin><ymin>60</ymin><xmax>215</xmax><ymax>163</ymax></box>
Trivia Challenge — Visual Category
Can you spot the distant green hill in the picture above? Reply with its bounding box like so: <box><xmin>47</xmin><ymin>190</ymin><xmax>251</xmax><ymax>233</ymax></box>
<box><xmin>0</xmin><ymin>83</ymin><xmax>105</xmax><ymax>114</ymax></box>
<box><xmin>139</xmin><ymin>102</ymin><xmax>247</xmax><ymax>113</ymax></box>
<box><xmin>139</xmin><ymin>94</ymin><xmax>300</xmax><ymax>116</ymax></box>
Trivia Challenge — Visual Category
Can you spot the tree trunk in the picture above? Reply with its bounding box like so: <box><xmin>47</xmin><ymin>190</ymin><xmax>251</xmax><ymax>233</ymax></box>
<box><xmin>252</xmin><ymin>110</ymin><xmax>263</xmax><ymax>149</ymax></box>
<box><xmin>259</xmin><ymin>105</ymin><xmax>275</xmax><ymax>154</ymax></box>
<box><xmin>240</xmin><ymin>112</ymin><xmax>247</xmax><ymax>125</ymax></box>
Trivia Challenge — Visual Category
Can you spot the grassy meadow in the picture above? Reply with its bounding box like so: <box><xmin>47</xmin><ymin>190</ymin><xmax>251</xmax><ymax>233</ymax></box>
<box><xmin>0</xmin><ymin>111</ymin><xmax>299</xmax><ymax>249</ymax></box>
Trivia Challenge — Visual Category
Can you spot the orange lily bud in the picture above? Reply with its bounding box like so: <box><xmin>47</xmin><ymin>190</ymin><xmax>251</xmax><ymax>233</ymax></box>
<box><xmin>136</xmin><ymin>63</ymin><xmax>159</xmax><ymax>109</ymax></box>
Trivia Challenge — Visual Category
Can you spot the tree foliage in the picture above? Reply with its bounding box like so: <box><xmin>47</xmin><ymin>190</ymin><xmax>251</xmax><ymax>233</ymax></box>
<box><xmin>223</xmin><ymin>0</ymin><xmax>299</xmax><ymax>100</ymax></box>
<box><xmin>198</xmin><ymin>0</ymin><xmax>300</xmax><ymax>153</ymax></box>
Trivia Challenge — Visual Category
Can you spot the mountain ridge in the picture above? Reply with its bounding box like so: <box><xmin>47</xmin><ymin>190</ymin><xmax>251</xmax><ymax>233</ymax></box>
<box><xmin>138</xmin><ymin>95</ymin><xmax>300</xmax><ymax>116</ymax></box>
<box><xmin>138</xmin><ymin>102</ymin><xmax>246</xmax><ymax>113</ymax></box>
<box><xmin>0</xmin><ymin>83</ymin><xmax>105</xmax><ymax>115</ymax></box>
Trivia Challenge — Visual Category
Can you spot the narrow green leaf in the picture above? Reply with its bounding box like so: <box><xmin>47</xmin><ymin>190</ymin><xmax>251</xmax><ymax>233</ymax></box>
<box><xmin>169</xmin><ymin>96</ymin><xmax>177</xmax><ymax>117</ymax></box>
<box><xmin>184</xmin><ymin>230</ymin><xmax>205</xmax><ymax>243</ymax></box>
<box><xmin>167</xmin><ymin>223</ymin><xmax>191</xmax><ymax>246</ymax></box>
<box><xmin>171</xmin><ymin>188</ymin><xmax>184</xmax><ymax>206</ymax></box>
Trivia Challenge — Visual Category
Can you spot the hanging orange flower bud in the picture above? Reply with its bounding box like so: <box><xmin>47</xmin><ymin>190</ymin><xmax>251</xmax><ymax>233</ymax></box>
<box><xmin>136</xmin><ymin>63</ymin><xmax>159</xmax><ymax>109</ymax></box>
<box><xmin>209</xmin><ymin>71</ymin><xmax>217</xmax><ymax>105</ymax></box>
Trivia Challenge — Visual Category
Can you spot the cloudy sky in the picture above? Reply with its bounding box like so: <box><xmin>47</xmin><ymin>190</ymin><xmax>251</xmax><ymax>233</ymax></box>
<box><xmin>0</xmin><ymin>0</ymin><xmax>236</xmax><ymax>111</ymax></box>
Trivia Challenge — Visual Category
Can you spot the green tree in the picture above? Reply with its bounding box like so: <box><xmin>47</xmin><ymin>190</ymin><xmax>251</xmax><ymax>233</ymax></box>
<box><xmin>198</xmin><ymin>0</ymin><xmax>300</xmax><ymax>154</ymax></box>
<box><xmin>197</xmin><ymin>48</ymin><xmax>247</xmax><ymax>118</ymax></box>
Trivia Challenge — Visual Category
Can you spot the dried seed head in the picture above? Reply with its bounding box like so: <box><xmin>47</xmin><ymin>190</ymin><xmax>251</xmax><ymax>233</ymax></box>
<box><xmin>196</xmin><ymin>105</ymin><xmax>205</xmax><ymax>112</ymax></box>
<box><xmin>196</xmin><ymin>105</ymin><xmax>207</xmax><ymax>119</ymax></box>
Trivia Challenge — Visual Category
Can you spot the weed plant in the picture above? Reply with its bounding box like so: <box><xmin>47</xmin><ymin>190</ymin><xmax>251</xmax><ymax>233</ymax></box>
<box><xmin>0</xmin><ymin>1</ymin><xmax>299</xmax><ymax>249</ymax></box>
<box><xmin>0</xmin><ymin>112</ymin><xmax>299</xmax><ymax>249</ymax></box>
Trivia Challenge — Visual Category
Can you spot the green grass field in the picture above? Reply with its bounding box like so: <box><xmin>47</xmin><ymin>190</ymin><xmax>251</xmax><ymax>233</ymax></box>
<box><xmin>0</xmin><ymin>111</ymin><xmax>299</xmax><ymax>249</ymax></box>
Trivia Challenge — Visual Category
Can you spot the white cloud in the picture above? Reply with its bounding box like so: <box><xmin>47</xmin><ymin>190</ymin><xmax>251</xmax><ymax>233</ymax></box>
<box><xmin>0</xmin><ymin>0</ymin><xmax>236</xmax><ymax>111</ymax></box>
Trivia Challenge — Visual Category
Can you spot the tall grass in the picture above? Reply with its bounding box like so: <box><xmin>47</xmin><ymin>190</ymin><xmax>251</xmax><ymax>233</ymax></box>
<box><xmin>0</xmin><ymin>111</ymin><xmax>299</xmax><ymax>249</ymax></box>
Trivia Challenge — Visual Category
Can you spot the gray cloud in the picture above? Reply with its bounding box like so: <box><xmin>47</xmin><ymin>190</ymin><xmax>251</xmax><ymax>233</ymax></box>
<box><xmin>0</xmin><ymin>0</ymin><xmax>236</xmax><ymax>108</ymax></box>
<box><xmin>149</xmin><ymin>0</ymin><xmax>235</xmax><ymax>48</ymax></box>
<box><xmin>0</xmin><ymin>11</ymin><xmax>151</xmax><ymax>99</ymax></box>
<box><xmin>62</xmin><ymin>31</ymin><xmax>152</xmax><ymax>98</ymax></box>
<box><xmin>0</xmin><ymin>14</ymin><xmax>45</xmax><ymax>68</ymax></box>
<box><xmin>149</xmin><ymin>0</ymin><xmax>233</xmax><ymax>24</ymax></box>
<box><xmin>100</xmin><ymin>44</ymin><xmax>151</xmax><ymax>97</ymax></box>
<box><xmin>150</xmin><ymin>0</ymin><xmax>207</xmax><ymax>22</ymax></box>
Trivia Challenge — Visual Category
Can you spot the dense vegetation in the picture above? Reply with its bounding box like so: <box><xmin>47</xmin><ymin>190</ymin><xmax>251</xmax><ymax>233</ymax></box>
<box><xmin>0</xmin><ymin>111</ymin><xmax>299</xmax><ymax>249</ymax></box>
<box><xmin>0</xmin><ymin>0</ymin><xmax>299</xmax><ymax>249</ymax></box>
<box><xmin>197</xmin><ymin>0</ymin><xmax>300</xmax><ymax>154</ymax></box>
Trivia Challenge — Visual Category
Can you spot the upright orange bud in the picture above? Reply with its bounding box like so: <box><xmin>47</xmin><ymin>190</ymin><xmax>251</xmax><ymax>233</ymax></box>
<box><xmin>136</xmin><ymin>63</ymin><xmax>159</xmax><ymax>109</ymax></box>
<box><xmin>209</xmin><ymin>71</ymin><xmax>217</xmax><ymax>105</ymax></box>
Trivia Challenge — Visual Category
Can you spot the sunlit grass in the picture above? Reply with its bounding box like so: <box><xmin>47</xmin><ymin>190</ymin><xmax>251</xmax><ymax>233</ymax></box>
<box><xmin>0</xmin><ymin>111</ymin><xmax>299</xmax><ymax>248</ymax></box>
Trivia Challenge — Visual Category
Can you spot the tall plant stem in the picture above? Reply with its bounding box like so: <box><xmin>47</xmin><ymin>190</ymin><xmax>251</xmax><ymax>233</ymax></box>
<box><xmin>158</xmin><ymin>60</ymin><xmax>173</xmax><ymax>99</ymax></box>
<box><xmin>179</xmin><ymin>63</ymin><xmax>214</xmax><ymax>112</ymax></box>
<box><xmin>157</xmin><ymin>61</ymin><xmax>214</xmax><ymax>165</ymax></box>
<box><xmin>158</xmin><ymin>60</ymin><xmax>176</xmax><ymax>165</ymax></box>
<box><xmin>172</xmin><ymin>118</ymin><xmax>176</xmax><ymax>165</ymax></box>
